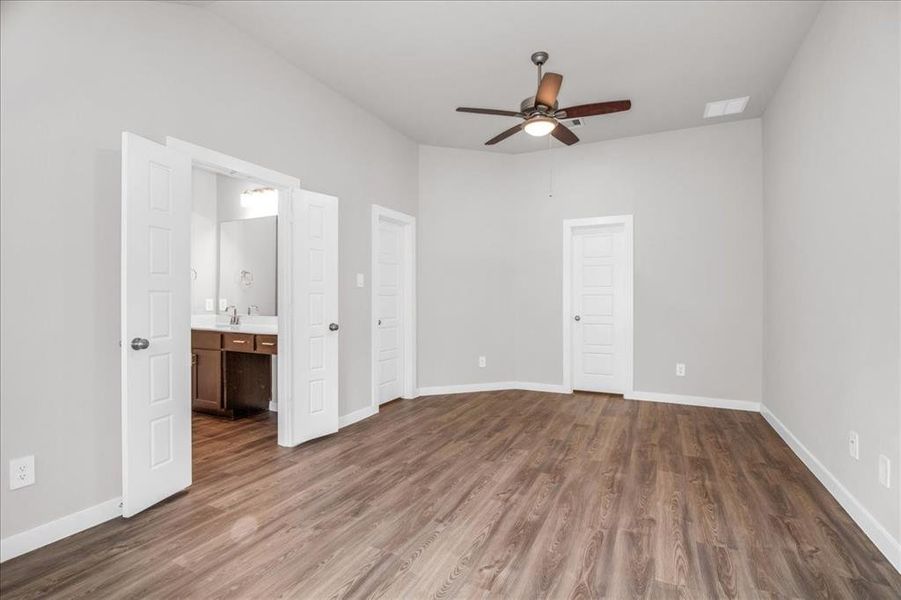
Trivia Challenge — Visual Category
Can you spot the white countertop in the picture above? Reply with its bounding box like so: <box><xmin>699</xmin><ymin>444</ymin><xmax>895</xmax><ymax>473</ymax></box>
<box><xmin>191</xmin><ymin>314</ymin><xmax>277</xmax><ymax>335</ymax></box>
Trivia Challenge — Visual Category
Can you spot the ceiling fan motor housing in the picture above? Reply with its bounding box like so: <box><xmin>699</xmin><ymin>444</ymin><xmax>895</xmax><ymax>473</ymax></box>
<box><xmin>521</xmin><ymin>96</ymin><xmax>558</xmax><ymax>114</ymax></box>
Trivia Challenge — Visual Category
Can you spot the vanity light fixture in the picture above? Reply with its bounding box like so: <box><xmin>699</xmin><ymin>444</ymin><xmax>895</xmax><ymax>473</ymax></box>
<box><xmin>239</xmin><ymin>187</ymin><xmax>278</xmax><ymax>216</ymax></box>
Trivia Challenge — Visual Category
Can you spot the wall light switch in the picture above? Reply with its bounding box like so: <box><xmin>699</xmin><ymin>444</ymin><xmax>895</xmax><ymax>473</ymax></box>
<box><xmin>219</xmin><ymin>299</ymin><xmax>227</xmax><ymax>311</ymax></box>
<box><xmin>878</xmin><ymin>455</ymin><xmax>891</xmax><ymax>488</ymax></box>
<box><xmin>9</xmin><ymin>455</ymin><xmax>35</xmax><ymax>490</ymax></box>
<box><xmin>356</xmin><ymin>273</ymin><xmax>365</xmax><ymax>288</ymax></box>
<box><xmin>675</xmin><ymin>363</ymin><xmax>686</xmax><ymax>377</ymax></box>
<box><xmin>478</xmin><ymin>356</ymin><xmax>486</xmax><ymax>368</ymax></box>
<box><xmin>848</xmin><ymin>431</ymin><xmax>859</xmax><ymax>460</ymax></box>
<box><xmin>205</xmin><ymin>298</ymin><xmax>214</xmax><ymax>312</ymax></box>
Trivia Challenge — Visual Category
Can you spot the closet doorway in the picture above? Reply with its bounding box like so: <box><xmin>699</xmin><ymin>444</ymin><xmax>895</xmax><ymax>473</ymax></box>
<box><xmin>371</xmin><ymin>205</ymin><xmax>417</xmax><ymax>408</ymax></box>
<box><xmin>562</xmin><ymin>216</ymin><xmax>634</xmax><ymax>395</ymax></box>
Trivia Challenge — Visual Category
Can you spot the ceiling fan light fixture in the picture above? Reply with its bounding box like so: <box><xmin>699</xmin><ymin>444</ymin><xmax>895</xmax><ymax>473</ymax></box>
<box><xmin>524</xmin><ymin>116</ymin><xmax>557</xmax><ymax>137</ymax></box>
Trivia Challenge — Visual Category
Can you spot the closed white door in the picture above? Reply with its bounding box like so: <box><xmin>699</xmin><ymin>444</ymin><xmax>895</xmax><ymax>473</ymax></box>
<box><xmin>291</xmin><ymin>189</ymin><xmax>339</xmax><ymax>442</ymax></box>
<box><xmin>121</xmin><ymin>132</ymin><xmax>192</xmax><ymax>517</ymax></box>
<box><xmin>571</xmin><ymin>225</ymin><xmax>627</xmax><ymax>393</ymax></box>
<box><xmin>376</xmin><ymin>220</ymin><xmax>404</xmax><ymax>403</ymax></box>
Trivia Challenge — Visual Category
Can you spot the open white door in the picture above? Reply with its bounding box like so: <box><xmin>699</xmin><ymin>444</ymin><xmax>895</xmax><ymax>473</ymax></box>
<box><xmin>121</xmin><ymin>132</ymin><xmax>192</xmax><ymax>517</ymax></box>
<box><xmin>290</xmin><ymin>189</ymin><xmax>339</xmax><ymax>443</ymax></box>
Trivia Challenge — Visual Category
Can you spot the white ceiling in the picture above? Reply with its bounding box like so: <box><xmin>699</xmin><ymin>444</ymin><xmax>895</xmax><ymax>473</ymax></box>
<box><xmin>207</xmin><ymin>1</ymin><xmax>821</xmax><ymax>154</ymax></box>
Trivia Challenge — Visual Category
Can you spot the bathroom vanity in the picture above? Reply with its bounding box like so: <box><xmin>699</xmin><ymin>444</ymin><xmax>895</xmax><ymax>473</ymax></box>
<box><xmin>191</xmin><ymin>324</ymin><xmax>277</xmax><ymax>418</ymax></box>
<box><xmin>190</xmin><ymin>191</ymin><xmax>279</xmax><ymax>418</ymax></box>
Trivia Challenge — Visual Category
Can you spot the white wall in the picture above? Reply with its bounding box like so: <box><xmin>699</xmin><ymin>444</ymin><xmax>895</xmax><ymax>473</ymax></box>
<box><xmin>0</xmin><ymin>0</ymin><xmax>417</xmax><ymax>540</ymax></box>
<box><xmin>419</xmin><ymin>119</ymin><xmax>763</xmax><ymax>403</ymax></box>
<box><xmin>417</xmin><ymin>148</ymin><xmax>517</xmax><ymax>386</ymax></box>
<box><xmin>191</xmin><ymin>168</ymin><xmax>218</xmax><ymax>314</ymax></box>
<box><xmin>762</xmin><ymin>0</ymin><xmax>900</xmax><ymax>555</ymax></box>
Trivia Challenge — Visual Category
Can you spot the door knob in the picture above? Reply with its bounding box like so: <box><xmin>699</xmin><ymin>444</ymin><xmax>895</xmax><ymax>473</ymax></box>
<box><xmin>130</xmin><ymin>337</ymin><xmax>150</xmax><ymax>350</ymax></box>
<box><xmin>329</xmin><ymin>323</ymin><xmax>339</xmax><ymax>331</ymax></box>
<box><xmin>378</xmin><ymin>319</ymin><xmax>382</xmax><ymax>326</ymax></box>
<box><xmin>574</xmin><ymin>315</ymin><xmax>581</xmax><ymax>322</ymax></box>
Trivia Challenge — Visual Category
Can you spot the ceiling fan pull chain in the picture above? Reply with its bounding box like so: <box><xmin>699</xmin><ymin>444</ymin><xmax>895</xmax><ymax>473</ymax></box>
<box><xmin>548</xmin><ymin>135</ymin><xmax>554</xmax><ymax>198</ymax></box>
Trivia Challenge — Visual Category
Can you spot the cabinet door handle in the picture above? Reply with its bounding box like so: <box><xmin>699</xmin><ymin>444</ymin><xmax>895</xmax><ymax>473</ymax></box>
<box><xmin>260</xmin><ymin>342</ymin><xmax>275</xmax><ymax>346</ymax></box>
<box><xmin>232</xmin><ymin>339</ymin><xmax>246</xmax><ymax>344</ymax></box>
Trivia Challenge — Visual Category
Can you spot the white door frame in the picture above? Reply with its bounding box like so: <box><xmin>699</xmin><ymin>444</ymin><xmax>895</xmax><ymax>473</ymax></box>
<box><xmin>562</xmin><ymin>215</ymin><xmax>634</xmax><ymax>395</ymax></box>
<box><xmin>371</xmin><ymin>205</ymin><xmax>417</xmax><ymax>410</ymax></box>
<box><xmin>165</xmin><ymin>137</ymin><xmax>301</xmax><ymax>447</ymax></box>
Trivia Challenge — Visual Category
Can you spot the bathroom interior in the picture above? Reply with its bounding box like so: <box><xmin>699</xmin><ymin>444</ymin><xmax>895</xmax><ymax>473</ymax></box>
<box><xmin>190</xmin><ymin>168</ymin><xmax>279</xmax><ymax>431</ymax></box>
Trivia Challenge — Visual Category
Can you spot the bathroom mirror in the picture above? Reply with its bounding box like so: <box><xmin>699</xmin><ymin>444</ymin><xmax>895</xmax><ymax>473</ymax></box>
<box><xmin>191</xmin><ymin>172</ymin><xmax>278</xmax><ymax>317</ymax></box>
<box><xmin>218</xmin><ymin>216</ymin><xmax>277</xmax><ymax>316</ymax></box>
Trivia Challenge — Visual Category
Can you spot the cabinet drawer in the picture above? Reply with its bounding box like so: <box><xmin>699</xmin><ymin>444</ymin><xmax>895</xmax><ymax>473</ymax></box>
<box><xmin>255</xmin><ymin>335</ymin><xmax>277</xmax><ymax>355</ymax></box>
<box><xmin>223</xmin><ymin>333</ymin><xmax>254</xmax><ymax>352</ymax></box>
<box><xmin>191</xmin><ymin>330</ymin><xmax>221</xmax><ymax>350</ymax></box>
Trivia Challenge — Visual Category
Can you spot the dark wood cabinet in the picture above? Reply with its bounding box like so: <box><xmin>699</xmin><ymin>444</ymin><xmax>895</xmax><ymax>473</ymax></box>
<box><xmin>191</xmin><ymin>349</ymin><xmax>222</xmax><ymax>413</ymax></box>
<box><xmin>190</xmin><ymin>329</ymin><xmax>277</xmax><ymax>418</ymax></box>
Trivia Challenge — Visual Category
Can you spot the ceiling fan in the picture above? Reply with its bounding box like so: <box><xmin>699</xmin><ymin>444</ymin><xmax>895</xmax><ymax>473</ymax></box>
<box><xmin>456</xmin><ymin>51</ymin><xmax>631</xmax><ymax>146</ymax></box>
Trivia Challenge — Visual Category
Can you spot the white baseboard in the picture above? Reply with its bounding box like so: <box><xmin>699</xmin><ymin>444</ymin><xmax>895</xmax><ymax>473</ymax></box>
<box><xmin>510</xmin><ymin>381</ymin><xmax>570</xmax><ymax>394</ymax></box>
<box><xmin>268</xmin><ymin>401</ymin><xmax>278</xmax><ymax>412</ymax></box>
<box><xmin>338</xmin><ymin>405</ymin><xmax>378</xmax><ymax>428</ymax></box>
<box><xmin>761</xmin><ymin>405</ymin><xmax>900</xmax><ymax>573</ymax></box>
<box><xmin>417</xmin><ymin>381</ymin><xmax>569</xmax><ymax>396</ymax></box>
<box><xmin>0</xmin><ymin>496</ymin><xmax>122</xmax><ymax>563</ymax></box>
<box><xmin>417</xmin><ymin>382</ymin><xmax>514</xmax><ymax>396</ymax></box>
<box><xmin>625</xmin><ymin>390</ymin><xmax>760</xmax><ymax>412</ymax></box>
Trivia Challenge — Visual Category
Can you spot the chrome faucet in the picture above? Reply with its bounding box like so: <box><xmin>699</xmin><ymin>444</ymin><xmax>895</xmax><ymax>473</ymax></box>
<box><xmin>226</xmin><ymin>305</ymin><xmax>241</xmax><ymax>325</ymax></box>
<box><xmin>247</xmin><ymin>304</ymin><xmax>259</xmax><ymax>316</ymax></box>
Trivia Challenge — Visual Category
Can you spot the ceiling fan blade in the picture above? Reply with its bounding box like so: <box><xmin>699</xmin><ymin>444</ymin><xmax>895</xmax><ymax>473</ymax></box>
<box><xmin>535</xmin><ymin>72</ymin><xmax>563</xmax><ymax>108</ymax></box>
<box><xmin>551</xmin><ymin>122</ymin><xmax>579</xmax><ymax>146</ymax></box>
<box><xmin>556</xmin><ymin>100</ymin><xmax>631</xmax><ymax>119</ymax></box>
<box><xmin>457</xmin><ymin>107</ymin><xmax>523</xmax><ymax>117</ymax></box>
<box><xmin>485</xmin><ymin>123</ymin><xmax>524</xmax><ymax>145</ymax></box>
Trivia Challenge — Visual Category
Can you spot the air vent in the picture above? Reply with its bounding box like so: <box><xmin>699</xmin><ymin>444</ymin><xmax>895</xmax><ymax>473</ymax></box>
<box><xmin>565</xmin><ymin>118</ymin><xmax>585</xmax><ymax>128</ymax></box>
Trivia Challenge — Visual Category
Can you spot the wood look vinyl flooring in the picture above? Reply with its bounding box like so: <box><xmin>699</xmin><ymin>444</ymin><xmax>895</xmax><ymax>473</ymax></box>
<box><xmin>1</xmin><ymin>391</ymin><xmax>899</xmax><ymax>599</ymax></box>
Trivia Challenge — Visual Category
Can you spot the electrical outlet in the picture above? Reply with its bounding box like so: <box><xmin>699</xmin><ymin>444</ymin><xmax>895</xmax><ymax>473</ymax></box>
<box><xmin>675</xmin><ymin>363</ymin><xmax>686</xmax><ymax>377</ymax></box>
<box><xmin>356</xmin><ymin>273</ymin><xmax>365</xmax><ymax>288</ymax></box>
<box><xmin>478</xmin><ymin>356</ymin><xmax>486</xmax><ymax>368</ymax></box>
<box><xmin>205</xmin><ymin>298</ymin><xmax>214</xmax><ymax>311</ymax></box>
<box><xmin>218</xmin><ymin>298</ymin><xmax>227</xmax><ymax>311</ymax></box>
<box><xmin>848</xmin><ymin>431</ymin><xmax>859</xmax><ymax>460</ymax></box>
<box><xmin>9</xmin><ymin>455</ymin><xmax>35</xmax><ymax>490</ymax></box>
<box><xmin>878</xmin><ymin>455</ymin><xmax>891</xmax><ymax>488</ymax></box>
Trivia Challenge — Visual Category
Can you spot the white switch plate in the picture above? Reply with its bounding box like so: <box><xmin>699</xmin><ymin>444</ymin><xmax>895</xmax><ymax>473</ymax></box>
<box><xmin>848</xmin><ymin>431</ymin><xmax>859</xmax><ymax>460</ymax></box>
<box><xmin>478</xmin><ymin>356</ymin><xmax>486</xmax><ymax>368</ymax></box>
<box><xmin>675</xmin><ymin>363</ymin><xmax>686</xmax><ymax>377</ymax></box>
<box><xmin>205</xmin><ymin>298</ymin><xmax>214</xmax><ymax>311</ymax></box>
<box><xmin>878</xmin><ymin>455</ymin><xmax>891</xmax><ymax>488</ymax></box>
<box><xmin>356</xmin><ymin>273</ymin><xmax>365</xmax><ymax>288</ymax></box>
<box><xmin>219</xmin><ymin>298</ymin><xmax>227</xmax><ymax>311</ymax></box>
<box><xmin>9</xmin><ymin>455</ymin><xmax>35</xmax><ymax>490</ymax></box>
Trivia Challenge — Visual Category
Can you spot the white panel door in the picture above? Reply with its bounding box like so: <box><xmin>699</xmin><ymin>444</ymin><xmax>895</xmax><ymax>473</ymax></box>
<box><xmin>292</xmin><ymin>189</ymin><xmax>339</xmax><ymax>443</ymax></box>
<box><xmin>572</xmin><ymin>225</ymin><xmax>627</xmax><ymax>393</ymax></box>
<box><xmin>376</xmin><ymin>220</ymin><xmax>404</xmax><ymax>404</ymax></box>
<box><xmin>121</xmin><ymin>132</ymin><xmax>192</xmax><ymax>517</ymax></box>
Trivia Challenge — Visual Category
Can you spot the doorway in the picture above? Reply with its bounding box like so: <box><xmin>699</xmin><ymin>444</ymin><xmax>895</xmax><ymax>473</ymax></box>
<box><xmin>371</xmin><ymin>205</ymin><xmax>417</xmax><ymax>408</ymax></box>
<box><xmin>562</xmin><ymin>216</ymin><xmax>633</xmax><ymax>395</ymax></box>
<box><xmin>120</xmin><ymin>133</ymin><xmax>340</xmax><ymax>518</ymax></box>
